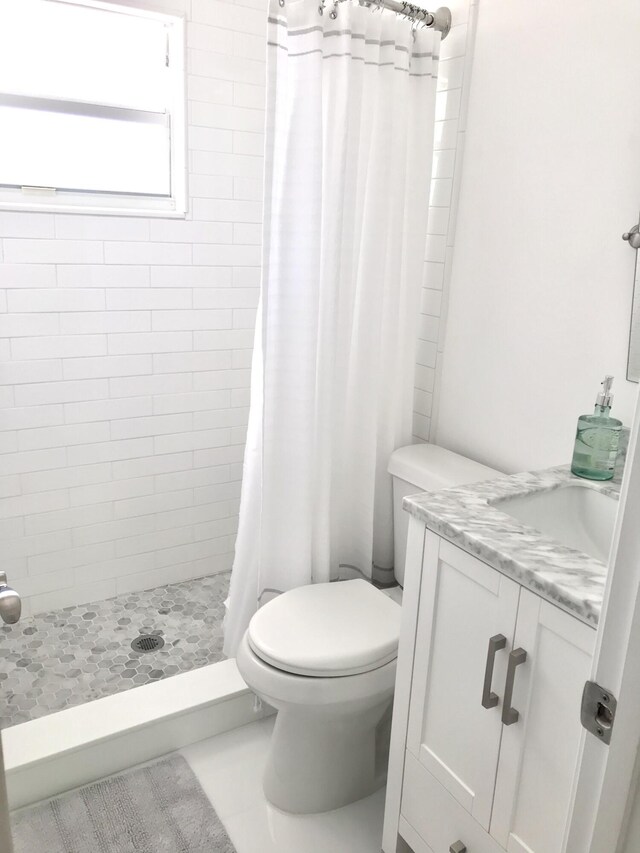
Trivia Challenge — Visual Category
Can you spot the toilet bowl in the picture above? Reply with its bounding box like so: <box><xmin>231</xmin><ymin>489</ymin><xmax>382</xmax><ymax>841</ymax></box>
<box><xmin>236</xmin><ymin>579</ymin><xmax>401</xmax><ymax>814</ymax></box>
<box><xmin>237</xmin><ymin>444</ymin><xmax>501</xmax><ymax>814</ymax></box>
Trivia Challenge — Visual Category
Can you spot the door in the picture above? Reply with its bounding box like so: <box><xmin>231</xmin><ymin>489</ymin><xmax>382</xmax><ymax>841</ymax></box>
<box><xmin>406</xmin><ymin>534</ymin><xmax>520</xmax><ymax>830</ymax></box>
<box><xmin>0</xmin><ymin>571</ymin><xmax>21</xmax><ymax>853</ymax></box>
<box><xmin>0</xmin><ymin>737</ymin><xmax>13</xmax><ymax>853</ymax></box>
<box><xmin>565</xmin><ymin>387</ymin><xmax>640</xmax><ymax>852</ymax></box>
<box><xmin>491</xmin><ymin>590</ymin><xmax>596</xmax><ymax>853</ymax></box>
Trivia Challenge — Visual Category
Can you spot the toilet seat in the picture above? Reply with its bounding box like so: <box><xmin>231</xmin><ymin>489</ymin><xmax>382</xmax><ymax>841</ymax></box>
<box><xmin>247</xmin><ymin>579</ymin><xmax>401</xmax><ymax>678</ymax></box>
<box><xmin>237</xmin><ymin>632</ymin><xmax>397</xmax><ymax>708</ymax></box>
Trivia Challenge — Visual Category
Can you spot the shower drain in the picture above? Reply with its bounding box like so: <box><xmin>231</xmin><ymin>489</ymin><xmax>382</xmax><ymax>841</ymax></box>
<box><xmin>131</xmin><ymin>634</ymin><xmax>165</xmax><ymax>653</ymax></box>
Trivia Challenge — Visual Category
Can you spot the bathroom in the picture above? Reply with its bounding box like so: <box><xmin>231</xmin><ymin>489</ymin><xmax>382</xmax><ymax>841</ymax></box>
<box><xmin>0</xmin><ymin>0</ymin><xmax>640</xmax><ymax>850</ymax></box>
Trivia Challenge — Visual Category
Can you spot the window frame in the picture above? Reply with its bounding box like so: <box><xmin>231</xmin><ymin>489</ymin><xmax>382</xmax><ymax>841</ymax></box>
<box><xmin>0</xmin><ymin>0</ymin><xmax>187</xmax><ymax>218</ymax></box>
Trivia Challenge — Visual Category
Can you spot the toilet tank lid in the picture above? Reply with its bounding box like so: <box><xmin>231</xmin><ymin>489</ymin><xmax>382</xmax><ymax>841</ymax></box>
<box><xmin>388</xmin><ymin>444</ymin><xmax>500</xmax><ymax>493</ymax></box>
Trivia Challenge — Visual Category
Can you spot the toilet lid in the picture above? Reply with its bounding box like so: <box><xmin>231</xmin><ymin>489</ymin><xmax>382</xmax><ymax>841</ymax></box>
<box><xmin>247</xmin><ymin>580</ymin><xmax>402</xmax><ymax>677</ymax></box>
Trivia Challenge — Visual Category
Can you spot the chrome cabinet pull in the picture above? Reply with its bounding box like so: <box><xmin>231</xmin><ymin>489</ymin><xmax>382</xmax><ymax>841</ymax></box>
<box><xmin>450</xmin><ymin>842</ymin><xmax>467</xmax><ymax>853</ymax></box>
<box><xmin>502</xmin><ymin>648</ymin><xmax>527</xmax><ymax>725</ymax></box>
<box><xmin>481</xmin><ymin>633</ymin><xmax>506</xmax><ymax>709</ymax></box>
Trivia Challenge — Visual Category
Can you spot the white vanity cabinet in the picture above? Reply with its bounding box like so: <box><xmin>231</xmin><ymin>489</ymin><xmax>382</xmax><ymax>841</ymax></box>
<box><xmin>384</xmin><ymin>525</ymin><xmax>596</xmax><ymax>853</ymax></box>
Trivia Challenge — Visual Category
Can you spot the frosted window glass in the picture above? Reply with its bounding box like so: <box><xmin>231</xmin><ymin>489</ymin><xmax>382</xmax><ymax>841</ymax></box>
<box><xmin>0</xmin><ymin>0</ymin><xmax>168</xmax><ymax>111</ymax></box>
<box><xmin>0</xmin><ymin>106</ymin><xmax>170</xmax><ymax>196</ymax></box>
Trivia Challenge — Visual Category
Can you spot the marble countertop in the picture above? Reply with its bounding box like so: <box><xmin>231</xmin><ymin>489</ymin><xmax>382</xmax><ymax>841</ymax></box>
<box><xmin>404</xmin><ymin>465</ymin><xmax>622</xmax><ymax>628</ymax></box>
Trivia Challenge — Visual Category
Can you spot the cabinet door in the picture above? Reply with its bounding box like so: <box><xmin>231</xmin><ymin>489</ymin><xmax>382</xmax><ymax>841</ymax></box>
<box><xmin>490</xmin><ymin>589</ymin><xmax>596</xmax><ymax>853</ymax></box>
<box><xmin>406</xmin><ymin>534</ymin><xmax>520</xmax><ymax>830</ymax></box>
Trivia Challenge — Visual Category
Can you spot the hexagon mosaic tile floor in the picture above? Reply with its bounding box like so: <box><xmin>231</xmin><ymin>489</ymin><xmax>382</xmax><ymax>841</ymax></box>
<box><xmin>0</xmin><ymin>571</ymin><xmax>230</xmax><ymax>729</ymax></box>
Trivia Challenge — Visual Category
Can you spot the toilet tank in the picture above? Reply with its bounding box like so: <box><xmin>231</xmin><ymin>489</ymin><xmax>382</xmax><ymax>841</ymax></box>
<box><xmin>388</xmin><ymin>444</ymin><xmax>500</xmax><ymax>586</ymax></box>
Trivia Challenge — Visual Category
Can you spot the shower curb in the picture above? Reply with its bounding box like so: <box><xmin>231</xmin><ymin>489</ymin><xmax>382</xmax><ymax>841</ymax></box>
<box><xmin>3</xmin><ymin>659</ymin><xmax>268</xmax><ymax>810</ymax></box>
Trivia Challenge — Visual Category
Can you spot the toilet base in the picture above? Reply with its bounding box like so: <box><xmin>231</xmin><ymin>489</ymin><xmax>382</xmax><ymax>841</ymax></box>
<box><xmin>263</xmin><ymin>699</ymin><xmax>393</xmax><ymax>814</ymax></box>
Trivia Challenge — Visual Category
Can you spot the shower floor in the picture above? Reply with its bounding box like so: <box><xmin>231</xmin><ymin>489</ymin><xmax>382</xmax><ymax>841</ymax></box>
<box><xmin>0</xmin><ymin>572</ymin><xmax>230</xmax><ymax>729</ymax></box>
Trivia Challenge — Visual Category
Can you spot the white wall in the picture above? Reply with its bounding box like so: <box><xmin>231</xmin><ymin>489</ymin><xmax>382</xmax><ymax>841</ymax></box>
<box><xmin>433</xmin><ymin>0</ymin><xmax>640</xmax><ymax>473</ymax></box>
<box><xmin>412</xmin><ymin>0</ymin><xmax>478</xmax><ymax>441</ymax></box>
<box><xmin>0</xmin><ymin>0</ymin><xmax>266</xmax><ymax>615</ymax></box>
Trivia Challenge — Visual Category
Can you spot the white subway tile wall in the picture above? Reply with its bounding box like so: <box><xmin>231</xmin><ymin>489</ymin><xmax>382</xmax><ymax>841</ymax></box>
<box><xmin>0</xmin><ymin>0</ymin><xmax>261</xmax><ymax>615</ymax></box>
<box><xmin>413</xmin><ymin>0</ymin><xmax>477</xmax><ymax>442</ymax></box>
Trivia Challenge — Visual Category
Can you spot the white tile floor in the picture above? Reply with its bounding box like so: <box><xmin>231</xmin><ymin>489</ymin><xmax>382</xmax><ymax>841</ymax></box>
<box><xmin>181</xmin><ymin>717</ymin><xmax>386</xmax><ymax>853</ymax></box>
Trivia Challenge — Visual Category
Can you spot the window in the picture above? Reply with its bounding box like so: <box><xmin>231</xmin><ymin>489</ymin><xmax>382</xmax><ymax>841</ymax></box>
<box><xmin>0</xmin><ymin>0</ymin><xmax>186</xmax><ymax>216</ymax></box>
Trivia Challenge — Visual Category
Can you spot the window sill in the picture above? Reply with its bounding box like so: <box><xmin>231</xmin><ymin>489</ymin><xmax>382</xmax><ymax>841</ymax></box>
<box><xmin>0</xmin><ymin>200</ymin><xmax>187</xmax><ymax>219</ymax></box>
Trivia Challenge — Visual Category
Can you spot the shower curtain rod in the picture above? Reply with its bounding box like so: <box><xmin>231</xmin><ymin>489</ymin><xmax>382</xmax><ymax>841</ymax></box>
<box><xmin>361</xmin><ymin>1</ymin><xmax>451</xmax><ymax>37</ymax></box>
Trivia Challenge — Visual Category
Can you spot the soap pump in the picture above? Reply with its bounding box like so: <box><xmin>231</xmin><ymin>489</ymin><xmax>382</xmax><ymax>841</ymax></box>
<box><xmin>571</xmin><ymin>375</ymin><xmax>623</xmax><ymax>481</ymax></box>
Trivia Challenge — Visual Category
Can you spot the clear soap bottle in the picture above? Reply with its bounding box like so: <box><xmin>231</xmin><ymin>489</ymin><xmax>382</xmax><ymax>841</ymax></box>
<box><xmin>571</xmin><ymin>375</ymin><xmax>623</xmax><ymax>481</ymax></box>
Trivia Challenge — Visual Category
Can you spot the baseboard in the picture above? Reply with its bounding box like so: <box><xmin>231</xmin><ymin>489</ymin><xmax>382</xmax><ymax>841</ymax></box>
<box><xmin>3</xmin><ymin>659</ymin><xmax>267</xmax><ymax>809</ymax></box>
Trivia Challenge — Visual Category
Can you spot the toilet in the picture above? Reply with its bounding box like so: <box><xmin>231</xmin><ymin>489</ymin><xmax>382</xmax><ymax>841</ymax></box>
<box><xmin>236</xmin><ymin>444</ymin><xmax>500</xmax><ymax>814</ymax></box>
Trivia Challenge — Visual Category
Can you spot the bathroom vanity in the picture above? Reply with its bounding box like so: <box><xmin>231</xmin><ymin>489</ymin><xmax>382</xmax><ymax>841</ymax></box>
<box><xmin>383</xmin><ymin>466</ymin><xmax>619</xmax><ymax>853</ymax></box>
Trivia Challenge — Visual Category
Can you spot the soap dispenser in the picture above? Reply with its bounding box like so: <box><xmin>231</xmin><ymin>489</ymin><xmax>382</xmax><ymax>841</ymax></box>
<box><xmin>571</xmin><ymin>375</ymin><xmax>622</xmax><ymax>481</ymax></box>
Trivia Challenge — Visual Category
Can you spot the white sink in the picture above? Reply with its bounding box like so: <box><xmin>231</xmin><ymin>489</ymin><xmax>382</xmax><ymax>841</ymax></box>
<box><xmin>494</xmin><ymin>484</ymin><xmax>618</xmax><ymax>564</ymax></box>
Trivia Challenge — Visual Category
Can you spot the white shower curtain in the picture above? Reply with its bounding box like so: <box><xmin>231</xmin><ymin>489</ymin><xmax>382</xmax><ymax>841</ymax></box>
<box><xmin>224</xmin><ymin>0</ymin><xmax>439</xmax><ymax>655</ymax></box>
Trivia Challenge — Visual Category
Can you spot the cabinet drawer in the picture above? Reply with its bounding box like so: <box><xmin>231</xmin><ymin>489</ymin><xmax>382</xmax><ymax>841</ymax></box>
<box><xmin>401</xmin><ymin>751</ymin><xmax>504</xmax><ymax>853</ymax></box>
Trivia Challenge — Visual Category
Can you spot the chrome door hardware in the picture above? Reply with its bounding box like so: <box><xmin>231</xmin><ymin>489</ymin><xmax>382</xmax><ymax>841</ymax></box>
<box><xmin>502</xmin><ymin>648</ymin><xmax>527</xmax><ymax>726</ymax></box>
<box><xmin>581</xmin><ymin>681</ymin><xmax>617</xmax><ymax>745</ymax></box>
<box><xmin>482</xmin><ymin>634</ymin><xmax>506</xmax><ymax>709</ymax></box>
<box><xmin>0</xmin><ymin>572</ymin><xmax>21</xmax><ymax>625</ymax></box>
<box><xmin>623</xmin><ymin>224</ymin><xmax>640</xmax><ymax>249</ymax></box>
<box><xmin>450</xmin><ymin>842</ymin><xmax>467</xmax><ymax>853</ymax></box>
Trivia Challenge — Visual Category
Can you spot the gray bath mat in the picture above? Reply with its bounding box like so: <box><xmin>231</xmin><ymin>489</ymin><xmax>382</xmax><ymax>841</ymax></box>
<box><xmin>11</xmin><ymin>754</ymin><xmax>235</xmax><ymax>853</ymax></box>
